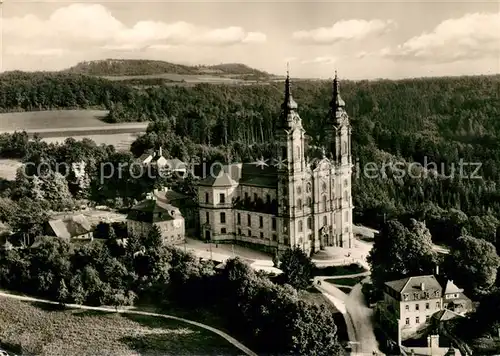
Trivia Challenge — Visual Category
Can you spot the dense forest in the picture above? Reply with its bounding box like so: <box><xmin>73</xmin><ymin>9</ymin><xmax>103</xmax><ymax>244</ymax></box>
<box><xmin>1</xmin><ymin>71</ymin><xmax>500</xmax><ymax>246</ymax></box>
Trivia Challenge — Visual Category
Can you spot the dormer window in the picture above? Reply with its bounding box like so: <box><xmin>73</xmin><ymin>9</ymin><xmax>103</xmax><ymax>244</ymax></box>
<box><xmin>403</xmin><ymin>294</ymin><xmax>409</xmax><ymax>301</ymax></box>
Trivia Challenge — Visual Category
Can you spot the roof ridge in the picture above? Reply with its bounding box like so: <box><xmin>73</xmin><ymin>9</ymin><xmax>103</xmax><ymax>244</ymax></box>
<box><xmin>400</xmin><ymin>276</ymin><xmax>413</xmax><ymax>293</ymax></box>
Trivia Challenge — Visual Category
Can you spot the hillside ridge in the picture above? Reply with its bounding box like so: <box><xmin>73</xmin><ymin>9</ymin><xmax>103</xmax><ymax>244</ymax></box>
<box><xmin>64</xmin><ymin>58</ymin><xmax>273</xmax><ymax>78</ymax></box>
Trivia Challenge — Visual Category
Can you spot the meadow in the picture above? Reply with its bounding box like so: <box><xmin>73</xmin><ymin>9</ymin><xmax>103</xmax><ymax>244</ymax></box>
<box><xmin>0</xmin><ymin>297</ymin><xmax>243</xmax><ymax>356</ymax></box>
<box><xmin>102</xmin><ymin>73</ymin><xmax>245</xmax><ymax>83</ymax></box>
<box><xmin>0</xmin><ymin>110</ymin><xmax>110</xmax><ymax>131</ymax></box>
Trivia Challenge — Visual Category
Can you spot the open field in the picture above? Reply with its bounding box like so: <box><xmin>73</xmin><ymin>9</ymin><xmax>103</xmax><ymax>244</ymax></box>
<box><xmin>42</xmin><ymin>132</ymin><xmax>142</xmax><ymax>151</ymax></box>
<box><xmin>0</xmin><ymin>297</ymin><xmax>243</xmax><ymax>356</ymax></box>
<box><xmin>0</xmin><ymin>110</ymin><xmax>110</xmax><ymax>131</ymax></box>
<box><xmin>102</xmin><ymin>73</ymin><xmax>246</xmax><ymax>83</ymax></box>
<box><xmin>0</xmin><ymin>110</ymin><xmax>146</xmax><ymax>153</ymax></box>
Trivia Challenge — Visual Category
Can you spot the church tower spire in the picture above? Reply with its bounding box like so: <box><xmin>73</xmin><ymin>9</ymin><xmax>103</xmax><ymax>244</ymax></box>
<box><xmin>329</xmin><ymin>70</ymin><xmax>346</xmax><ymax>126</ymax></box>
<box><xmin>279</xmin><ymin>63</ymin><xmax>298</xmax><ymax>128</ymax></box>
<box><xmin>325</xmin><ymin>71</ymin><xmax>351</xmax><ymax>163</ymax></box>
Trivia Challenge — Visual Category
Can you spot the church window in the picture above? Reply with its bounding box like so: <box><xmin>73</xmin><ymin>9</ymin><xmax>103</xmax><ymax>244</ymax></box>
<box><xmin>205</xmin><ymin>192</ymin><xmax>209</xmax><ymax>204</ymax></box>
<box><xmin>219</xmin><ymin>193</ymin><xmax>225</xmax><ymax>204</ymax></box>
<box><xmin>297</xmin><ymin>186</ymin><xmax>302</xmax><ymax>195</ymax></box>
<box><xmin>260</xmin><ymin>232</ymin><xmax>264</xmax><ymax>239</ymax></box>
<box><xmin>248</xmin><ymin>230</ymin><xmax>251</xmax><ymax>237</ymax></box>
<box><xmin>297</xmin><ymin>199</ymin><xmax>302</xmax><ymax>210</ymax></box>
<box><xmin>244</xmin><ymin>192</ymin><xmax>249</xmax><ymax>200</ymax></box>
<box><xmin>344</xmin><ymin>179</ymin><xmax>348</xmax><ymax>187</ymax></box>
<box><xmin>206</xmin><ymin>212</ymin><xmax>209</xmax><ymax>223</ymax></box>
<box><xmin>296</xmin><ymin>146</ymin><xmax>301</xmax><ymax>159</ymax></box>
<box><xmin>323</xmin><ymin>216</ymin><xmax>327</xmax><ymax>227</ymax></box>
<box><xmin>344</xmin><ymin>141</ymin><xmax>348</xmax><ymax>153</ymax></box>
<box><xmin>344</xmin><ymin>211</ymin><xmax>348</xmax><ymax>223</ymax></box>
<box><xmin>344</xmin><ymin>190</ymin><xmax>348</xmax><ymax>201</ymax></box>
<box><xmin>220</xmin><ymin>212</ymin><xmax>226</xmax><ymax>224</ymax></box>
<box><xmin>238</xmin><ymin>228</ymin><xmax>241</xmax><ymax>235</ymax></box>
<box><xmin>307</xmin><ymin>197</ymin><xmax>312</xmax><ymax>206</ymax></box>
<box><xmin>322</xmin><ymin>196</ymin><xmax>327</xmax><ymax>211</ymax></box>
<box><xmin>298</xmin><ymin>220</ymin><xmax>303</xmax><ymax>233</ymax></box>
<box><xmin>272</xmin><ymin>234</ymin><xmax>277</xmax><ymax>241</ymax></box>
<box><xmin>247</xmin><ymin>214</ymin><xmax>251</xmax><ymax>226</ymax></box>
<box><xmin>266</xmin><ymin>194</ymin><xmax>271</xmax><ymax>204</ymax></box>
<box><xmin>272</xmin><ymin>218</ymin><xmax>277</xmax><ymax>230</ymax></box>
<box><xmin>259</xmin><ymin>216</ymin><xmax>263</xmax><ymax>228</ymax></box>
<box><xmin>237</xmin><ymin>213</ymin><xmax>241</xmax><ymax>225</ymax></box>
<box><xmin>253</xmin><ymin>193</ymin><xmax>258</xmax><ymax>201</ymax></box>
<box><xmin>307</xmin><ymin>217</ymin><xmax>312</xmax><ymax>229</ymax></box>
<box><xmin>322</xmin><ymin>182</ymin><xmax>327</xmax><ymax>192</ymax></box>
<box><xmin>221</xmin><ymin>228</ymin><xmax>226</xmax><ymax>234</ymax></box>
<box><xmin>306</xmin><ymin>183</ymin><xmax>312</xmax><ymax>193</ymax></box>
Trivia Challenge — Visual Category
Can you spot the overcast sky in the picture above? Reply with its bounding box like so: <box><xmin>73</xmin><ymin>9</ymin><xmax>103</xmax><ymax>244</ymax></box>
<box><xmin>1</xmin><ymin>0</ymin><xmax>499</xmax><ymax>79</ymax></box>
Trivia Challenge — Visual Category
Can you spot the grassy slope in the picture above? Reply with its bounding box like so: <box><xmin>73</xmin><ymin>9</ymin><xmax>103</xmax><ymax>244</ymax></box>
<box><xmin>0</xmin><ymin>297</ymin><xmax>242</xmax><ymax>356</ymax></box>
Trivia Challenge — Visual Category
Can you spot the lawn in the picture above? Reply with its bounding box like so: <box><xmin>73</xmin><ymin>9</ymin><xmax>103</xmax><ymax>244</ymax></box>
<box><xmin>0</xmin><ymin>297</ymin><xmax>244</xmax><ymax>356</ymax></box>
<box><xmin>337</xmin><ymin>286</ymin><xmax>353</xmax><ymax>294</ymax></box>
<box><xmin>324</xmin><ymin>276</ymin><xmax>366</xmax><ymax>286</ymax></box>
<box><xmin>313</xmin><ymin>263</ymin><xmax>367</xmax><ymax>277</ymax></box>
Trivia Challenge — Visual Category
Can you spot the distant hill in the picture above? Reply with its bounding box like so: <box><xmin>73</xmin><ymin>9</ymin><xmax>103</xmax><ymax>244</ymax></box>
<box><xmin>64</xmin><ymin>59</ymin><xmax>273</xmax><ymax>79</ymax></box>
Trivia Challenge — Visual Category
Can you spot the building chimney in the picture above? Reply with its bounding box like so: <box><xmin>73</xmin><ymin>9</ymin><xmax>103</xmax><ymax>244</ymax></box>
<box><xmin>159</xmin><ymin>147</ymin><xmax>163</xmax><ymax>157</ymax></box>
<box><xmin>436</xmin><ymin>265</ymin><xmax>439</xmax><ymax>276</ymax></box>
<box><xmin>421</xmin><ymin>282</ymin><xmax>425</xmax><ymax>290</ymax></box>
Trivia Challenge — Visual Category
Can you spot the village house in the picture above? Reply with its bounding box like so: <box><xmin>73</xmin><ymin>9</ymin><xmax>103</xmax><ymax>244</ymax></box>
<box><xmin>153</xmin><ymin>187</ymin><xmax>197</xmax><ymax>230</ymax></box>
<box><xmin>376</xmin><ymin>274</ymin><xmax>473</xmax><ymax>347</ymax></box>
<box><xmin>137</xmin><ymin>148</ymin><xmax>187</xmax><ymax>176</ymax></box>
<box><xmin>126</xmin><ymin>194</ymin><xmax>185</xmax><ymax>244</ymax></box>
<box><xmin>45</xmin><ymin>213</ymin><xmax>94</xmax><ymax>241</ymax></box>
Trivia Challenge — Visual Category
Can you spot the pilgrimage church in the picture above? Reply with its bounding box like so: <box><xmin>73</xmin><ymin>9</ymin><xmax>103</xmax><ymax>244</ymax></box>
<box><xmin>197</xmin><ymin>72</ymin><xmax>353</xmax><ymax>256</ymax></box>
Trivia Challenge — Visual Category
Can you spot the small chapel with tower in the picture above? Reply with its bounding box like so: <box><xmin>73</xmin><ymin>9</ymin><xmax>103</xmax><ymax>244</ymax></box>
<box><xmin>197</xmin><ymin>70</ymin><xmax>353</xmax><ymax>256</ymax></box>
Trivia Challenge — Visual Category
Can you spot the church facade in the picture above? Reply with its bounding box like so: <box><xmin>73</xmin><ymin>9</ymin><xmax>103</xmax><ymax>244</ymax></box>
<box><xmin>197</xmin><ymin>73</ymin><xmax>353</xmax><ymax>256</ymax></box>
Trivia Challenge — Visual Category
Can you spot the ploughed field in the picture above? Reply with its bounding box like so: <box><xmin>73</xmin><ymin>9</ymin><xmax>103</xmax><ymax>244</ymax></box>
<box><xmin>0</xmin><ymin>297</ymin><xmax>243</xmax><ymax>356</ymax></box>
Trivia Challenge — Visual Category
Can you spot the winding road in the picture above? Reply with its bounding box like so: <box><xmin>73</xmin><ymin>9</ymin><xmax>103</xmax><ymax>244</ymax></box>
<box><xmin>0</xmin><ymin>290</ymin><xmax>257</xmax><ymax>356</ymax></box>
